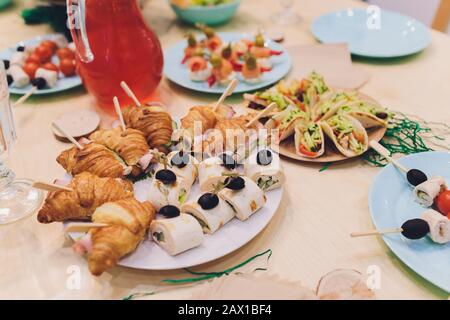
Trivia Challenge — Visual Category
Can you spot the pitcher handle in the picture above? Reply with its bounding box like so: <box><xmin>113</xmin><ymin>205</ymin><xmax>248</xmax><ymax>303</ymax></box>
<box><xmin>67</xmin><ymin>0</ymin><xmax>94</xmax><ymax>63</ymax></box>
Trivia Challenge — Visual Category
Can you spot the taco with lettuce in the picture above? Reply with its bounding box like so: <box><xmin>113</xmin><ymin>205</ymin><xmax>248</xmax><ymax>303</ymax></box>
<box><xmin>264</xmin><ymin>104</ymin><xmax>308</xmax><ymax>141</ymax></box>
<box><xmin>311</xmin><ymin>90</ymin><xmax>362</xmax><ymax>122</ymax></box>
<box><xmin>294</xmin><ymin>122</ymin><xmax>325</xmax><ymax>159</ymax></box>
<box><xmin>333</xmin><ymin>101</ymin><xmax>392</xmax><ymax>128</ymax></box>
<box><xmin>320</xmin><ymin>114</ymin><xmax>369</xmax><ymax>157</ymax></box>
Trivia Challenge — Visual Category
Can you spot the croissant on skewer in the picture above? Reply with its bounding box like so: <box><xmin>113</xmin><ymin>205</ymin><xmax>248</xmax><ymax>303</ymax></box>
<box><xmin>89</xmin><ymin>127</ymin><xmax>151</xmax><ymax>176</ymax></box>
<box><xmin>37</xmin><ymin>172</ymin><xmax>134</xmax><ymax>224</ymax></box>
<box><xmin>122</xmin><ymin>105</ymin><xmax>173</xmax><ymax>154</ymax></box>
<box><xmin>57</xmin><ymin>142</ymin><xmax>130</xmax><ymax>178</ymax></box>
<box><xmin>180</xmin><ymin>104</ymin><xmax>236</xmax><ymax>137</ymax></box>
<box><xmin>73</xmin><ymin>198</ymin><xmax>156</xmax><ymax>276</ymax></box>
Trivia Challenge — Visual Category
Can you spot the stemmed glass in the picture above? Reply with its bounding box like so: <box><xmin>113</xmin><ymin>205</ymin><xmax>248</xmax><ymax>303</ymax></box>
<box><xmin>272</xmin><ymin>0</ymin><xmax>301</xmax><ymax>25</ymax></box>
<box><xmin>0</xmin><ymin>63</ymin><xmax>43</xmax><ymax>225</ymax></box>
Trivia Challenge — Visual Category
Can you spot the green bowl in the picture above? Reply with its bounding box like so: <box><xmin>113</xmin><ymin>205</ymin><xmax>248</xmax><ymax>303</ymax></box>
<box><xmin>0</xmin><ymin>0</ymin><xmax>12</xmax><ymax>11</ymax></box>
<box><xmin>169</xmin><ymin>0</ymin><xmax>242</xmax><ymax>26</ymax></box>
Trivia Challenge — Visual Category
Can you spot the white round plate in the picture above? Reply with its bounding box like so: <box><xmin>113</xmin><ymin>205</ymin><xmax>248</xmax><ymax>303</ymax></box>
<box><xmin>0</xmin><ymin>34</ymin><xmax>82</xmax><ymax>95</ymax></box>
<box><xmin>67</xmin><ymin>179</ymin><xmax>283</xmax><ymax>270</ymax></box>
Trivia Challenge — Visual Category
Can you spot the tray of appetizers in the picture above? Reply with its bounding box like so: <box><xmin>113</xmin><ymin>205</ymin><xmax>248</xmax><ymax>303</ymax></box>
<box><xmin>242</xmin><ymin>72</ymin><xmax>390</xmax><ymax>162</ymax></box>
<box><xmin>0</xmin><ymin>34</ymin><xmax>81</xmax><ymax>95</ymax></box>
<box><xmin>39</xmin><ymin>89</ymin><xmax>285</xmax><ymax>275</ymax></box>
<box><xmin>368</xmin><ymin>151</ymin><xmax>450</xmax><ymax>293</ymax></box>
<box><xmin>164</xmin><ymin>27</ymin><xmax>292</xmax><ymax>94</ymax></box>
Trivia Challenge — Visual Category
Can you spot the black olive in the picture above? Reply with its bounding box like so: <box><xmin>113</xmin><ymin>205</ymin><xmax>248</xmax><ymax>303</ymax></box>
<box><xmin>159</xmin><ymin>205</ymin><xmax>180</xmax><ymax>218</ymax></box>
<box><xmin>257</xmin><ymin>149</ymin><xmax>273</xmax><ymax>166</ymax></box>
<box><xmin>259</xmin><ymin>116</ymin><xmax>270</xmax><ymax>125</ymax></box>
<box><xmin>3</xmin><ymin>59</ymin><xmax>10</xmax><ymax>70</ymax></box>
<box><xmin>248</xmin><ymin>101</ymin><xmax>266</xmax><ymax>110</ymax></box>
<box><xmin>224</xmin><ymin>176</ymin><xmax>245</xmax><ymax>190</ymax></box>
<box><xmin>171</xmin><ymin>151</ymin><xmax>190</xmax><ymax>169</ymax></box>
<box><xmin>219</xmin><ymin>153</ymin><xmax>236</xmax><ymax>170</ymax></box>
<box><xmin>155</xmin><ymin>169</ymin><xmax>177</xmax><ymax>185</ymax></box>
<box><xmin>407</xmin><ymin>169</ymin><xmax>427</xmax><ymax>186</ymax></box>
<box><xmin>198</xmin><ymin>193</ymin><xmax>219</xmax><ymax>210</ymax></box>
<box><xmin>31</xmin><ymin>77</ymin><xmax>47</xmax><ymax>90</ymax></box>
<box><xmin>296</xmin><ymin>90</ymin><xmax>304</xmax><ymax>102</ymax></box>
<box><xmin>17</xmin><ymin>45</ymin><xmax>25</xmax><ymax>52</ymax></box>
<box><xmin>6</xmin><ymin>74</ymin><xmax>13</xmax><ymax>86</ymax></box>
<box><xmin>401</xmin><ymin>219</ymin><xmax>430</xmax><ymax>240</ymax></box>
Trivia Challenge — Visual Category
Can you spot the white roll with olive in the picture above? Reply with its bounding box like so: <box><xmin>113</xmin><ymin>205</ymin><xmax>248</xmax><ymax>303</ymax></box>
<box><xmin>219</xmin><ymin>176</ymin><xmax>266</xmax><ymax>221</ymax></box>
<box><xmin>181</xmin><ymin>192</ymin><xmax>235</xmax><ymax>234</ymax></box>
<box><xmin>413</xmin><ymin>176</ymin><xmax>447</xmax><ymax>207</ymax></box>
<box><xmin>245</xmin><ymin>149</ymin><xmax>284</xmax><ymax>191</ymax></box>
<box><xmin>166</xmin><ymin>150</ymin><xmax>198</xmax><ymax>186</ymax></box>
<box><xmin>150</xmin><ymin>213</ymin><xmax>204</xmax><ymax>256</ymax></box>
<box><xmin>198</xmin><ymin>154</ymin><xmax>235</xmax><ymax>192</ymax></box>
<box><xmin>421</xmin><ymin>209</ymin><xmax>450</xmax><ymax>244</ymax></box>
<box><xmin>147</xmin><ymin>168</ymin><xmax>191</xmax><ymax>211</ymax></box>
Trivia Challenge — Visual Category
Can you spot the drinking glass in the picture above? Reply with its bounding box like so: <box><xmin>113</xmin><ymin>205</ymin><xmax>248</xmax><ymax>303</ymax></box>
<box><xmin>0</xmin><ymin>63</ymin><xmax>43</xmax><ymax>225</ymax></box>
<box><xmin>272</xmin><ymin>0</ymin><xmax>301</xmax><ymax>25</ymax></box>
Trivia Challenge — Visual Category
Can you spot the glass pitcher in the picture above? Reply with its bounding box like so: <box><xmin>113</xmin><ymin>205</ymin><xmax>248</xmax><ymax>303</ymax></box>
<box><xmin>67</xmin><ymin>0</ymin><xmax>164</xmax><ymax>110</ymax></box>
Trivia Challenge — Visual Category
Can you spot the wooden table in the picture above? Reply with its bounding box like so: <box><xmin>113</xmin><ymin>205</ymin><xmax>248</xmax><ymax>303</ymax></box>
<box><xmin>1</xmin><ymin>0</ymin><xmax>449</xmax><ymax>300</ymax></box>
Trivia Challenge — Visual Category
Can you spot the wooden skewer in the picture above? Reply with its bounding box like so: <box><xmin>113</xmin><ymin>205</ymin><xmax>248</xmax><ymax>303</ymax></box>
<box><xmin>120</xmin><ymin>81</ymin><xmax>141</xmax><ymax>107</ymax></box>
<box><xmin>32</xmin><ymin>181</ymin><xmax>73</xmax><ymax>193</ymax></box>
<box><xmin>52</xmin><ymin>122</ymin><xmax>84</xmax><ymax>150</ymax></box>
<box><xmin>351</xmin><ymin>227</ymin><xmax>403</xmax><ymax>238</ymax></box>
<box><xmin>65</xmin><ymin>222</ymin><xmax>109</xmax><ymax>233</ymax></box>
<box><xmin>213</xmin><ymin>79</ymin><xmax>238</xmax><ymax>112</ymax></box>
<box><xmin>113</xmin><ymin>96</ymin><xmax>126</xmax><ymax>132</ymax></box>
<box><xmin>245</xmin><ymin>102</ymin><xmax>277</xmax><ymax>128</ymax></box>
<box><xmin>369</xmin><ymin>140</ymin><xmax>408</xmax><ymax>174</ymax></box>
<box><xmin>13</xmin><ymin>86</ymin><xmax>37</xmax><ymax>107</ymax></box>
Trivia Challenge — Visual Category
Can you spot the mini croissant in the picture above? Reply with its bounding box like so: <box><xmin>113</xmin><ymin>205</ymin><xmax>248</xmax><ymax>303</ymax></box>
<box><xmin>57</xmin><ymin>142</ymin><xmax>128</xmax><ymax>178</ymax></box>
<box><xmin>87</xmin><ymin>198</ymin><xmax>156</xmax><ymax>276</ymax></box>
<box><xmin>122</xmin><ymin>105</ymin><xmax>173</xmax><ymax>154</ymax></box>
<box><xmin>37</xmin><ymin>172</ymin><xmax>134</xmax><ymax>223</ymax></box>
<box><xmin>89</xmin><ymin>127</ymin><xmax>150</xmax><ymax>175</ymax></box>
<box><xmin>181</xmin><ymin>105</ymin><xmax>217</xmax><ymax>135</ymax></box>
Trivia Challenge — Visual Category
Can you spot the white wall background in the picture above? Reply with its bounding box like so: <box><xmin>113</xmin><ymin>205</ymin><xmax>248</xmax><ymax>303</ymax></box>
<box><xmin>367</xmin><ymin>0</ymin><xmax>449</xmax><ymax>34</ymax></box>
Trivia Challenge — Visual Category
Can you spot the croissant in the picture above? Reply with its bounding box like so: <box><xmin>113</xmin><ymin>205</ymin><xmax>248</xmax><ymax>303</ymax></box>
<box><xmin>57</xmin><ymin>142</ymin><xmax>128</xmax><ymax>178</ymax></box>
<box><xmin>87</xmin><ymin>198</ymin><xmax>156</xmax><ymax>276</ymax></box>
<box><xmin>89</xmin><ymin>127</ymin><xmax>150</xmax><ymax>175</ymax></box>
<box><xmin>37</xmin><ymin>172</ymin><xmax>134</xmax><ymax>223</ymax></box>
<box><xmin>122</xmin><ymin>105</ymin><xmax>173</xmax><ymax>154</ymax></box>
<box><xmin>180</xmin><ymin>104</ymin><xmax>235</xmax><ymax>136</ymax></box>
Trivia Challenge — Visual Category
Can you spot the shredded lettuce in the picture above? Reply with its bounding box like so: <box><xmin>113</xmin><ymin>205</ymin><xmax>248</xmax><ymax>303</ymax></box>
<box><xmin>256</xmin><ymin>91</ymin><xmax>289</xmax><ymax>110</ymax></box>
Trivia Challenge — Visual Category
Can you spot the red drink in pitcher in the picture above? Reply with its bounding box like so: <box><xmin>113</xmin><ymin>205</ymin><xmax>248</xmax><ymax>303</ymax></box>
<box><xmin>67</xmin><ymin>0</ymin><xmax>163</xmax><ymax>110</ymax></box>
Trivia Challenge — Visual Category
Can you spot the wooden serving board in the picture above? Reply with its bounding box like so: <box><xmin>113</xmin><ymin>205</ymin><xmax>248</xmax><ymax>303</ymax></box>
<box><xmin>279</xmin><ymin>126</ymin><xmax>387</xmax><ymax>163</ymax></box>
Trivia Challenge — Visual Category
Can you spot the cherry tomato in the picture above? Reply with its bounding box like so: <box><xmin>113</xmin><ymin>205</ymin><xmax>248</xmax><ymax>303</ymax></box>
<box><xmin>40</xmin><ymin>40</ymin><xmax>57</xmax><ymax>54</ymax></box>
<box><xmin>42</xmin><ymin>62</ymin><xmax>59</xmax><ymax>73</ymax></box>
<box><xmin>435</xmin><ymin>190</ymin><xmax>450</xmax><ymax>215</ymax></box>
<box><xmin>56</xmin><ymin>48</ymin><xmax>75</xmax><ymax>61</ymax></box>
<box><xmin>59</xmin><ymin>59</ymin><xmax>76</xmax><ymax>77</ymax></box>
<box><xmin>23</xmin><ymin>62</ymin><xmax>40</xmax><ymax>79</ymax></box>
<box><xmin>299</xmin><ymin>144</ymin><xmax>318</xmax><ymax>157</ymax></box>
<box><xmin>25</xmin><ymin>53</ymin><xmax>41</xmax><ymax>65</ymax></box>
<box><xmin>34</xmin><ymin>45</ymin><xmax>53</xmax><ymax>63</ymax></box>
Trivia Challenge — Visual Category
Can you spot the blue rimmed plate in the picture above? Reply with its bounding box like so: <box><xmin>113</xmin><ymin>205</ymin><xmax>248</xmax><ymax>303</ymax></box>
<box><xmin>311</xmin><ymin>8</ymin><xmax>431</xmax><ymax>58</ymax></box>
<box><xmin>164</xmin><ymin>32</ymin><xmax>292</xmax><ymax>94</ymax></box>
<box><xmin>0</xmin><ymin>34</ymin><xmax>82</xmax><ymax>95</ymax></box>
<box><xmin>369</xmin><ymin>151</ymin><xmax>450</xmax><ymax>292</ymax></box>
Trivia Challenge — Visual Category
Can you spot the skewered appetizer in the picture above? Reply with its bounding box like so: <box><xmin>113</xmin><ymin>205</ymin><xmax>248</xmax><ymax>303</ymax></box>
<box><xmin>4</xmin><ymin>37</ymin><xmax>77</xmax><ymax>90</ymax></box>
<box><xmin>57</xmin><ymin>142</ymin><xmax>132</xmax><ymax>178</ymax></box>
<box><xmin>37</xmin><ymin>172</ymin><xmax>134</xmax><ymax>223</ymax></box>
<box><xmin>89</xmin><ymin>127</ymin><xmax>152</xmax><ymax>176</ymax></box>
<box><xmin>219</xmin><ymin>176</ymin><xmax>266</xmax><ymax>221</ymax></box>
<box><xmin>249</xmin><ymin>33</ymin><xmax>283</xmax><ymax>69</ymax></box>
<box><xmin>245</xmin><ymin>149</ymin><xmax>285</xmax><ymax>191</ymax></box>
<box><xmin>150</xmin><ymin>206</ymin><xmax>204</xmax><ymax>256</ymax></box>
<box><xmin>241</xmin><ymin>53</ymin><xmax>271</xmax><ymax>84</ymax></box>
<box><xmin>167</xmin><ymin>150</ymin><xmax>199</xmax><ymax>185</ymax></box>
<box><xmin>182</xmin><ymin>33</ymin><xmax>202</xmax><ymax>64</ymax></box>
<box><xmin>320</xmin><ymin>114</ymin><xmax>369</xmax><ymax>157</ymax></box>
<box><xmin>208</xmin><ymin>54</ymin><xmax>236</xmax><ymax>87</ymax></box>
<box><xmin>221</xmin><ymin>43</ymin><xmax>241</xmax><ymax>70</ymax></box>
<box><xmin>122</xmin><ymin>104</ymin><xmax>174</xmax><ymax>154</ymax></box>
<box><xmin>73</xmin><ymin>198</ymin><xmax>156</xmax><ymax>276</ymax></box>
<box><xmin>198</xmin><ymin>153</ymin><xmax>236</xmax><ymax>192</ymax></box>
<box><xmin>413</xmin><ymin>176</ymin><xmax>447</xmax><ymax>208</ymax></box>
<box><xmin>188</xmin><ymin>55</ymin><xmax>212</xmax><ymax>82</ymax></box>
<box><xmin>197</xmin><ymin>23</ymin><xmax>223</xmax><ymax>52</ymax></box>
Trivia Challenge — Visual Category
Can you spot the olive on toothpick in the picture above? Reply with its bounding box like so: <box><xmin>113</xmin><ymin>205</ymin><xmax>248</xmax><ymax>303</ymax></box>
<box><xmin>406</xmin><ymin>169</ymin><xmax>428</xmax><ymax>187</ymax></box>
<box><xmin>198</xmin><ymin>193</ymin><xmax>219</xmax><ymax>210</ymax></box>
<box><xmin>154</xmin><ymin>151</ymin><xmax>177</xmax><ymax>185</ymax></box>
<box><xmin>351</xmin><ymin>218</ymin><xmax>430</xmax><ymax>240</ymax></box>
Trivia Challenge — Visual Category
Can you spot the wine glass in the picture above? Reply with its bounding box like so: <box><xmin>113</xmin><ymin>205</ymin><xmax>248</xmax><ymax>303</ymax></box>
<box><xmin>0</xmin><ymin>63</ymin><xmax>43</xmax><ymax>225</ymax></box>
<box><xmin>272</xmin><ymin>0</ymin><xmax>301</xmax><ymax>25</ymax></box>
